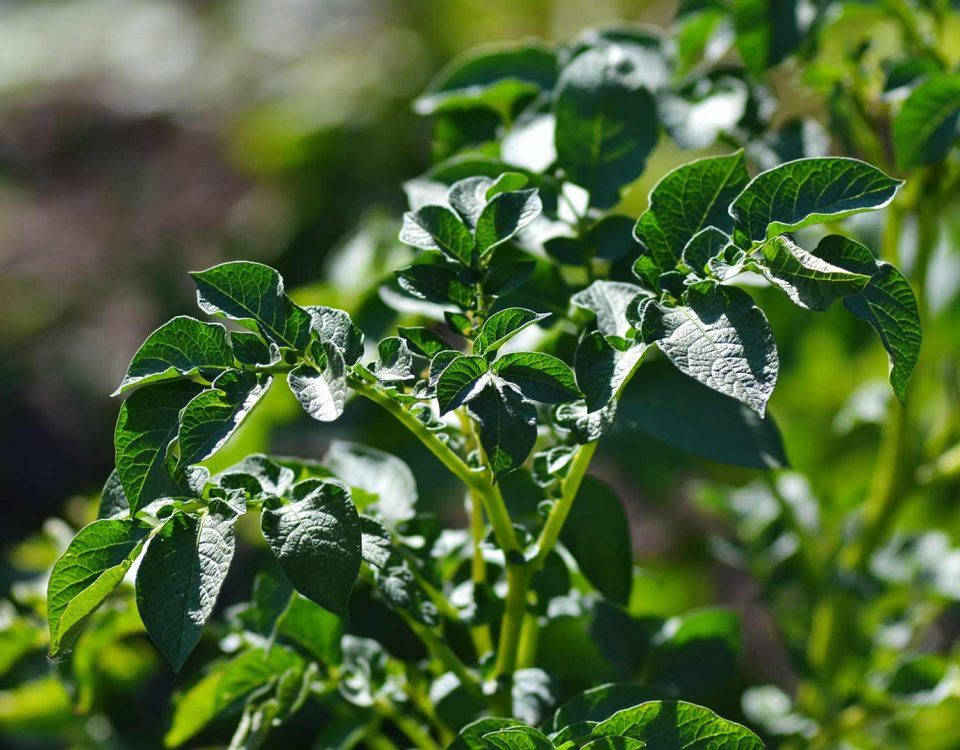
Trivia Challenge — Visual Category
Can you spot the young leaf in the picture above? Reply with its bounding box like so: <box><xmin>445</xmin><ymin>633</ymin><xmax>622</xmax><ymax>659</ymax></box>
<box><xmin>475</xmin><ymin>189</ymin><xmax>542</xmax><ymax>255</ymax></box>
<box><xmin>136</xmin><ymin>505</ymin><xmax>238</xmax><ymax>671</ymax></box>
<box><xmin>574</xmin><ymin>332</ymin><xmax>647</xmax><ymax>410</ymax></box>
<box><xmin>482</xmin><ymin>726</ymin><xmax>555</xmax><ymax>750</ymax></box>
<box><xmin>641</xmin><ymin>286</ymin><xmax>778</xmax><ymax>416</ymax></box>
<box><xmin>571</xmin><ymin>281</ymin><xmax>649</xmax><ymax>349</ymax></box>
<box><xmin>115</xmin><ymin>379</ymin><xmax>204</xmax><ymax>513</ymax></box>
<box><xmin>554</xmin><ymin>43</ymin><xmax>659</xmax><ymax>208</ymax></box>
<box><xmin>450</xmin><ymin>176</ymin><xmax>498</xmax><ymax>229</ymax></box>
<box><xmin>494</xmin><ymin>352</ymin><xmax>581</xmax><ymax>404</ymax></box>
<box><xmin>467</xmin><ymin>382</ymin><xmax>538</xmax><ymax>479</ymax></box>
<box><xmin>475</xmin><ymin>308</ymin><xmax>550</xmax><ymax>355</ymax></box>
<box><xmin>260</xmin><ymin>479</ymin><xmax>361</xmax><ymax>617</ymax></box>
<box><xmin>634</xmin><ymin>152</ymin><xmax>750</xmax><ymax>270</ymax></box>
<box><xmin>373</xmin><ymin>337</ymin><xmax>420</xmax><ymax>382</ymax></box>
<box><xmin>177</xmin><ymin>370</ymin><xmax>272</xmax><ymax>468</ymax></box>
<box><xmin>305</xmin><ymin>306</ymin><xmax>365</xmax><ymax>365</ymax></box>
<box><xmin>115</xmin><ymin>316</ymin><xmax>234</xmax><ymax>395</ymax></box>
<box><xmin>397</xmin><ymin>262</ymin><xmax>477</xmax><ymax>309</ymax></box>
<box><xmin>360</xmin><ymin>516</ymin><xmax>392</xmax><ymax>569</ymax></box>
<box><xmin>231</xmin><ymin>331</ymin><xmax>281</xmax><ymax>369</ymax></box>
<box><xmin>450</xmin><ymin>719</ymin><xmax>521</xmax><ymax>750</ymax></box>
<box><xmin>752</xmin><ymin>235</ymin><xmax>871</xmax><ymax>311</ymax></box>
<box><xmin>398</xmin><ymin>326</ymin><xmax>454</xmax><ymax>359</ymax></box>
<box><xmin>729</xmin><ymin>157</ymin><xmax>903</xmax><ymax>243</ymax></box>
<box><xmin>560</xmin><ymin>476</ymin><xmax>632</xmax><ymax>604</ymax></box>
<box><xmin>47</xmin><ymin>519</ymin><xmax>148</xmax><ymax>657</ymax></box>
<box><xmin>326</xmin><ymin>440</ymin><xmax>418</xmax><ymax>524</ymax></box>
<box><xmin>436</xmin><ymin>355</ymin><xmax>490</xmax><ymax>413</ymax></box>
<box><xmin>191</xmin><ymin>262</ymin><xmax>312</xmax><ymax>351</ymax></box>
<box><xmin>892</xmin><ymin>73</ymin><xmax>960</xmax><ymax>170</ymax></box>
<box><xmin>592</xmin><ymin>700</ymin><xmax>763</xmax><ymax>749</ymax></box>
<box><xmin>681</xmin><ymin>227</ymin><xmax>734</xmax><ymax>276</ymax></box>
<box><xmin>401</xmin><ymin>205</ymin><xmax>476</xmax><ymax>266</ymax></box>
<box><xmin>288</xmin><ymin>340</ymin><xmax>347</xmax><ymax>422</ymax></box>
<box><xmin>555</xmin><ymin>400</ymin><xmax>618</xmax><ymax>444</ymax></box>
<box><xmin>216</xmin><ymin>454</ymin><xmax>295</xmax><ymax>499</ymax></box>
<box><xmin>815</xmin><ymin>235</ymin><xmax>921</xmax><ymax>402</ymax></box>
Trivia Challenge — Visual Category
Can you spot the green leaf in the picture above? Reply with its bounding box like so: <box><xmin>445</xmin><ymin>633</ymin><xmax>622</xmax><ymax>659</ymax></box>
<box><xmin>414</xmin><ymin>42</ymin><xmax>557</xmax><ymax>116</ymax></box>
<box><xmin>191</xmin><ymin>262</ymin><xmax>312</xmax><ymax>351</ymax></box>
<box><xmin>467</xmin><ymin>382</ymin><xmax>538</xmax><ymax>480</ymax></box>
<box><xmin>216</xmin><ymin>454</ymin><xmax>295</xmax><ymax>499</ymax></box>
<box><xmin>375</xmin><ymin>563</ymin><xmax>439</xmax><ymax>626</ymax></box>
<box><xmin>398</xmin><ymin>326</ymin><xmax>454</xmax><ymax>359</ymax></box>
<box><xmin>397</xmin><ymin>261</ymin><xmax>477</xmax><ymax>309</ymax></box>
<box><xmin>560</xmin><ymin>476</ymin><xmax>632</xmax><ymax>604</ymax></box>
<box><xmin>641</xmin><ymin>287</ymin><xmax>778</xmax><ymax>416</ymax></box>
<box><xmin>752</xmin><ymin>235</ymin><xmax>871</xmax><ymax>311</ymax></box>
<box><xmin>136</xmin><ymin>505</ymin><xmax>238</xmax><ymax>671</ymax></box>
<box><xmin>592</xmin><ymin>700</ymin><xmax>763</xmax><ymax>749</ymax></box>
<box><xmin>893</xmin><ymin>73</ymin><xmax>960</xmax><ymax>170</ymax></box>
<box><xmin>475</xmin><ymin>189</ymin><xmax>542</xmax><ymax>255</ymax></box>
<box><xmin>482</xmin><ymin>726</ymin><xmax>555</xmax><ymax>750</ymax></box>
<box><xmin>436</xmin><ymin>355</ymin><xmax>490</xmax><ymax>413</ymax></box>
<box><xmin>574</xmin><ymin>333</ymin><xmax>647</xmax><ymax>410</ymax></box>
<box><xmin>305</xmin><ymin>306</ymin><xmax>365</xmax><ymax>365</ymax></box>
<box><xmin>401</xmin><ymin>205</ymin><xmax>476</xmax><ymax>266</ymax></box>
<box><xmin>260</xmin><ymin>479</ymin><xmax>361</xmax><ymax>617</ymax></box>
<box><xmin>276</xmin><ymin>595</ymin><xmax>343</xmax><ymax>664</ymax></box>
<box><xmin>450</xmin><ymin>719</ymin><xmax>521</xmax><ymax>750</ymax></box>
<box><xmin>475</xmin><ymin>308</ymin><xmax>550</xmax><ymax>355</ymax></box>
<box><xmin>373</xmin><ymin>336</ymin><xmax>419</xmax><ymax>382</ymax></box>
<box><xmin>115</xmin><ymin>316</ymin><xmax>234</xmax><ymax>394</ymax></box>
<box><xmin>98</xmin><ymin>469</ymin><xmax>129</xmax><ymax>520</ymax></box>
<box><xmin>581</xmin><ymin>738</ymin><xmax>645</xmax><ymax>750</ymax></box>
<box><xmin>730</xmin><ymin>157</ymin><xmax>903</xmax><ymax>243</ymax></box>
<box><xmin>681</xmin><ymin>227</ymin><xmax>734</xmax><ymax>276</ymax></box>
<box><xmin>115</xmin><ymin>379</ymin><xmax>204</xmax><ymax>513</ymax></box>
<box><xmin>554</xmin><ymin>400</ymin><xmax>618</xmax><ymax>444</ymax></box>
<box><xmin>231</xmin><ymin>331</ymin><xmax>281</xmax><ymax>369</ymax></box>
<box><xmin>288</xmin><ymin>340</ymin><xmax>347</xmax><ymax>422</ymax></box>
<box><xmin>430</xmin><ymin>349</ymin><xmax>464</xmax><ymax>388</ymax></box>
<box><xmin>360</xmin><ymin>516</ymin><xmax>392</xmax><ymax>569</ymax></box>
<box><xmin>47</xmin><ymin>519</ymin><xmax>148</xmax><ymax>657</ymax></box>
<box><xmin>494</xmin><ymin>352</ymin><xmax>580</xmax><ymax>404</ymax></box>
<box><xmin>634</xmin><ymin>152</ymin><xmax>750</xmax><ymax>271</ymax></box>
<box><xmin>616</xmin><ymin>358</ymin><xmax>788</xmax><ymax>469</ymax></box>
<box><xmin>554</xmin><ymin>684</ymin><xmax>665</xmax><ymax>730</ymax></box>
<box><xmin>177</xmin><ymin>371</ymin><xmax>272</xmax><ymax>468</ymax></box>
<box><xmin>554</xmin><ymin>43</ymin><xmax>659</xmax><ymax>208</ymax></box>
<box><xmin>449</xmin><ymin>176</ymin><xmax>498</xmax><ymax>229</ymax></box>
<box><xmin>814</xmin><ymin>235</ymin><xmax>921</xmax><ymax>402</ymax></box>
<box><xmin>572</xmin><ymin>280</ymin><xmax>649</xmax><ymax>350</ymax></box>
<box><xmin>164</xmin><ymin>646</ymin><xmax>303</xmax><ymax>747</ymax></box>
<box><xmin>732</xmin><ymin>0</ymin><xmax>800</xmax><ymax>73</ymax></box>
<box><xmin>325</xmin><ymin>440</ymin><xmax>418</xmax><ymax>524</ymax></box>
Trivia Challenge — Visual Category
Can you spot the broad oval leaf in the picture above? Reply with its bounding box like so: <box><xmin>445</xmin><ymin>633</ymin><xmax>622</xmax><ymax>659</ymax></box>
<box><xmin>288</xmin><ymin>341</ymin><xmax>347</xmax><ymax>422</ymax></box>
<box><xmin>482</xmin><ymin>726</ymin><xmax>555</xmax><ymax>750</ymax></box>
<box><xmin>48</xmin><ymin>519</ymin><xmax>148</xmax><ymax>657</ymax></box>
<box><xmin>634</xmin><ymin>152</ymin><xmax>750</xmax><ymax>270</ymax></box>
<box><xmin>493</xmin><ymin>352</ymin><xmax>580</xmax><ymax>404</ymax></box>
<box><xmin>555</xmin><ymin>43</ymin><xmax>659</xmax><ymax>209</ymax></box>
<box><xmin>752</xmin><ymin>235</ymin><xmax>870</xmax><ymax>311</ymax></box>
<box><xmin>326</xmin><ymin>440</ymin><xmax>418</xmax><ymax>524</ymax></box>
<box><xmin>467</xmin><ymin>382</ymin><xmax>538</xmax><ymax>480</ymax></box>
<box><xmin>260</xmin><ymin>479</ymin><xmax>361</xmax><ymax>617</ymax></box>
<box><xmin>115</xmin><ymin>379</ymin><xmax>204</xmax><ymax>513</ymax></box>
<box><xmin>397</xmin><ymin>261</ymin><xmax>477</xmax><ymax>309</ymax></box>
<box><xmin>136</xmin><ymin>505</ymin><xmax>238</xmax><ymax>671</ymax></box>
<box><xmin>554</xmin><ymin>683</ymin><xmax>665</xmax><ymax>730</ymax></box>
<box><xmin>893</xmin><ymin>73</ymin><xmax>960</xmax><ymax>170</ymax></box>
<box><xmin>177</xmin><ymin>370</ymin><xmax>272</xmax><ymax>468</ymax></box>
<box><xmin>475</xmin><ymin>189</ymin><xmax>542</xmax><ymax>255</ymax></box>
<box><xmin>729</xmin><ymin>157</ymin><xmax>903</xmax><ymax>243</ymax></box>
<box><xmin>436</xmin><ymin>355</ymin><xmax>490</xmax><ymax>413</ymax></box>
<box><xmin>641</xmin><ymin>287</ymin><xmax>778</xmax><ymax>416</ymax></box>
<box><xmin>97</xmin><ymin>469</ymin><xmax>129</xmax><ymax>520</ymax></box>
<box><xmin>592</xmin><ymin>700</ymin><xmax>763</xmax><ymax>749</ymax></box>
<box><xmin>115</xmin><ymin>316</ymin><xmax>234</xmax><ymax>395</ymax></box>
<box><xmin>190</xmin><ymin>262</ymin><xmax>312</xmax><ymax>351</ymax></box>
<box><xmin>814</xmin><ymin>235</ymin><xmax>921</xmax><ymax>402</ymax></box>
<box><xmin>231</xmin><ymin>331</ymin><xmax>281</xmax><ymax>369</ymax></box>
<box><xmin>475</xmin><ymin>308</ymin><xmax>550</xmax><ymax>355</ymax></box>
<box><xmin>401</xmin><ymin>205</ymin><xmax>476</xmax><ymax>266</ymax></box>
<box><xmin>571</xmin><ymin>281</ymin><xmax>648</xmax><ymax>349</ymax></box>
<box><xmin>398</xmin><ymin>326</ymin><xmax>454</xmax><ymax>359</ymax></box>
<box><xmin>681</xmin><ymin>227</ymin><xmax>735</xmax><ymax>276</ymax></box>
<box><xmin>574</xmin><ymin>333</ymin><xmax>647</xmax><ymax>410</ymax></box>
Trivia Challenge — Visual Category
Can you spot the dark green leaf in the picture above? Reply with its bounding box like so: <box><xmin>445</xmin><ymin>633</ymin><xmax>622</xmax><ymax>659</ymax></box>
<box><xmin>554</xmin><ymin>400</ymin><xmax>618</xmax><ymax>444</ymax></box>
<box><xmin>373</xmin><ymin>336</ymin><xmax>420</xmax><ymax>382</ymax></box>
<box><xmin>572</xmin><ymin>281</ymin><xmax>649</xmax><ymax>349</ymax></box>
<box><xmin>641</xmin><ymin>287</ymin><xmax>778</xmax><ymax>416</ymax></box>
<box><xmin>730</xmin><ymin>157</ymin><xmax>903</xmax><ymax>243</ymax></box>
<box><xmin>98</xmin><ymin>469</ymin><xmax>129</xmax><ymax>520</ymax></box>
<box><xmin>893</xmin><ymin>73</ymin><xmax>960</xmax><ymax>170</ymax></box>
<box><xmin>430</xmin><ymin>349</ymin><xmax>464</xmax><ymax>388</ymax></box>
<box><xmin>482</xmin><ymin>726</ymin><xmax>555</xmax><ymax>750</ymax></box>
<box><xmin>48</xmin><ymin>519</ymin><xmax>148</xmax><ymax>657</ymax></box>
<box><xmin>401</xmin><ymin>205</ymin><xmax>476</xmax><ymax>266</ymax></box>
<box><xmin>326</xmin><ymin>440</ymin><xmax>418</xmax><ymax>523</ymax></box>
<box><xmin>561</xmin><ymin>477</ymin><xmax>632</xmax><ymax>604</ymax></box>
<box><xmin>555</xmin><ymin>43</ymin><xmax>659</xmax><ymax>208</ymax></box>
<box><xmin>449</xmin><ymin>176</ymin><xmax>498</xmax><ymax>229</ymax></box>
<box><xmin>115</xmin><ymin>379</ymin><xmax>204</xmax><ymax>512</ymax></box>
<box><xmin>191</xmin><ymin>262</ymin><xmax>312</xmax><ymax>351</ymax></box>
<box><xmin>398</xmin><ymin>326</ymin><xmax>454</xmax><ymax>359</ymax></box>
<box><xmin>732</xmin><ymin>0</ymin><xmax>800</xmax><ymax>73</ymax></box>
<box><xmin>592</xmin><ymin>700</ymin><xmax>763</xmax><ymax>749</ymax></box>
<box><xmin>494</xmin><ymin>352</ymin><xmax>580</xmax><ymax>404</ymax></box>
<box><xmin>276</xmin><ymin>595</ymin><xmax>343</xmax><ymax>664</ymax></box>
<box><xmin>397</xmin><ymin>261</ymin><xmax>477</xmax><ymax>309</ymax></box>
<box><xmin>681</xmin><ymin>227</ymin><xmax>733</xmax><ymax>276</ymax></box>
<box><xmin>449</xmin><ymin>718</ymin><xmax>520</xmax><ymax>750</ymax></box>
<box><xmin>288</xmin><ymin>340</ymin><xmax>347</xmax><ymax>421</ymax></box>
<box><xmin>216</xmin><ymin>454</ymin><xmax>295</xmax><ymax>499</ymax></box>
<box><xmin>305</xmin><ymin>306</ymin><xmax>365</xmax><ymax>365</ymax></box>
<box><xmin>752</xmin><ymin>235</ymin><xmax>870</xmax><ymax>311</ymax></box>
<box><xmin>360</xmin><ymin>516</ymin><xmax>392</xmax><ymax>569</ymax></box>
<box><xmin>115</xmin><ymin>316</ymin><xmax>234</xmax><ymax>394</ymax></box>
<box><xmin>260</xmin><ymin>479</ymin><xmax>361</xmax><ymax>617</ymax></box>
<box><xmin>375</xmin><ymin>563</ymin><xmax>439</xmax><ymax>626</ymax></box>
<box><xmin>136</xmin><ymin>505</ymin><xmax>238</xmax><ymax>671</ymax></box>
<box><xmin>436</xmin><ymin>355</ymin><xmax>490</xmax><ymax>413</ymax></box>
<box><xmin>177</xmin><ymin>370</ymin><xmax>272</xmax><ymax>468</ymax></box>
<box><xmin>231</xmin><ymin>331</ymin><xmax>281</xmax><ymax>369</ymax></box>
<box><xmin>581</xmin><ymin>738</ymin><xmax>645</xmax><ymax>750</ymax></box>
<box><xmin>467</xmin><ymin>382</ymin><xmax>538</xmax><ymax>479</ymax></box>
<box><xmin>646</xmin><ymin>609</ymin><xmax>740</xmax><ymax>698</ymax></box>
<box><xmin>575</xmin><ymin>333</ymin><xmax>647</xmax><ymax>410</ymax></box>
<box><xmin>475</xmin><ymin>189</ymin><xmax>542</xmax><ymax>255</ymax></box>
<box><xmin>815</xmin><ymin>235</ymin><xmax>921</xmax><ymax>402</ymax></box>
<box><xmin>634</xmin><ymin>152</ymin><xmax>749</xmax><ymax>270</ymax></box>
<box><xmin>554</xmin><ymin>684</ymin><xmax>665</xmax><ymax>730</ymax></box>
<box><xmin>475</xmin><ymin>308</ymin><xmax>550</xmax><ymax>355</ymax></box>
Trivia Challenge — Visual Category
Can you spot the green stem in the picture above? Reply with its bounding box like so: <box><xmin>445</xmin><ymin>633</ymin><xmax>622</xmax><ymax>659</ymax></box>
<box><xmin>366</xmin><ymin>728</ymin><xmax>403</xmax><ymax>750</ymax></box>
<box><xmin>468</xmin><ymin>485</ymin><xmax>494</xmax><ymax>656</ymax></box>
<box><xmin>402</xmin><ymin>614</ymin><xmax>483</xmax><ymax>697</ymax></box>
<box><xmin>533</xmin><ymin>441</ymin><xmax>598</xmax><ymax>568</ymax></box>
<box><xmin>376</xmin><ymin>699</ymin><xmax>442</xmax><ymax>750</ymax></box>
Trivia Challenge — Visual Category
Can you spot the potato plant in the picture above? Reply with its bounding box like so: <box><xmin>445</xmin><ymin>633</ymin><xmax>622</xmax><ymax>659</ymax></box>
<box><xmin>35</xmin><ymin>18</ymin><xmax>929</xmax><ymax>750</ymax></box>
